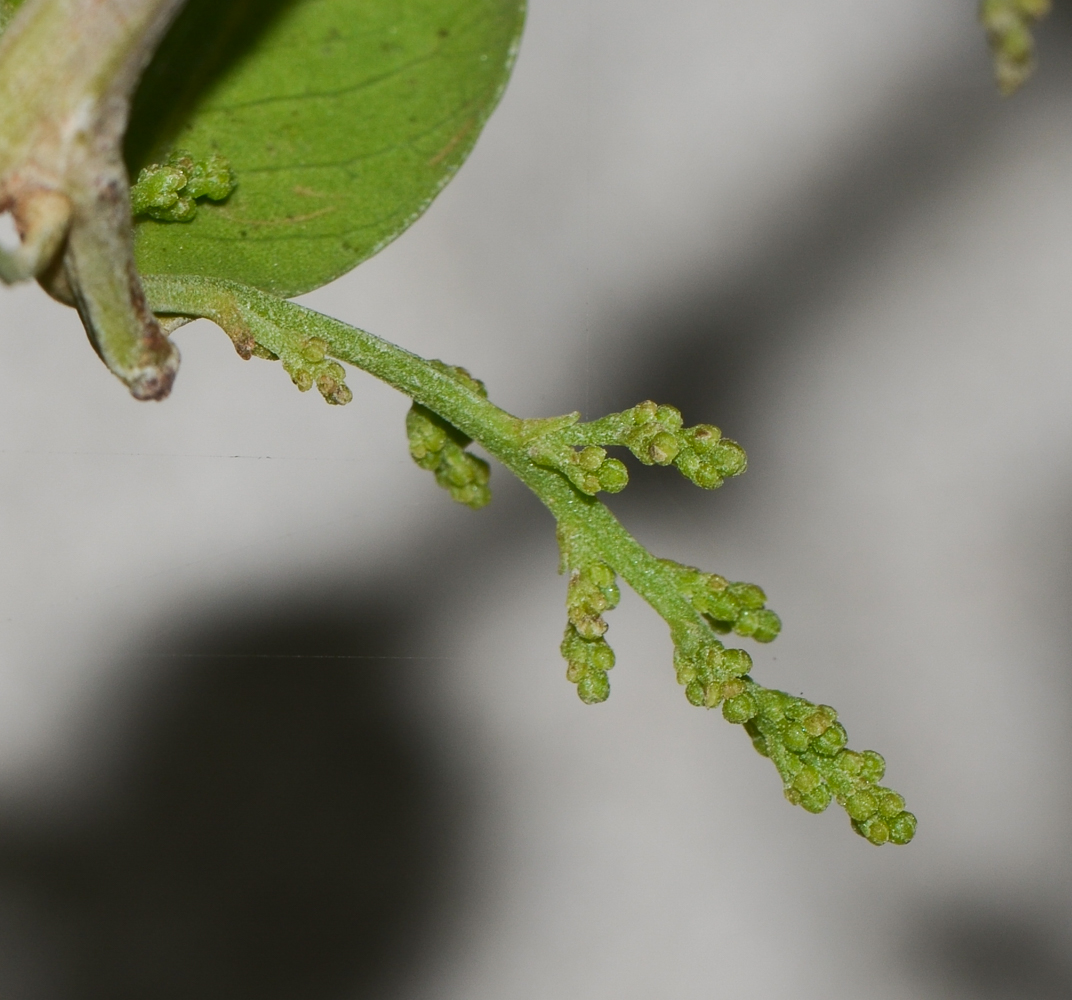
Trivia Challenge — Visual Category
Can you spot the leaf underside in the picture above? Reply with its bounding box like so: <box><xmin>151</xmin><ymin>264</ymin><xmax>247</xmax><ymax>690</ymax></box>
<box><xmin>126</xmin><ymin>0</ymin><xmax>525</xmax><ymax>297</ymax></box>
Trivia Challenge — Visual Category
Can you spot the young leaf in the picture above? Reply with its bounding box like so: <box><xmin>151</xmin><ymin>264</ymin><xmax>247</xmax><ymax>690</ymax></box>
<box><xmin>126</xmin><ymin>0</ymin><xmax>526</xmax><ymax>297</ymax></box>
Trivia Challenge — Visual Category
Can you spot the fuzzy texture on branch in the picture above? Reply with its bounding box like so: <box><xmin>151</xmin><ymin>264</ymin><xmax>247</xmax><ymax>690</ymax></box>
<box><xmin>142</xmin><ymin>271</ymin><xmax>917</xmax><ymax>846</ymax></box>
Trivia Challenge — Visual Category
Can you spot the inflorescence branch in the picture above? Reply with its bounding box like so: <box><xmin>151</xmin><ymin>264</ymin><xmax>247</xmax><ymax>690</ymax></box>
<box><xmin>142</xmin><ymin>272</ymin><xmax>916</xmax><ymax>846</ymax></box>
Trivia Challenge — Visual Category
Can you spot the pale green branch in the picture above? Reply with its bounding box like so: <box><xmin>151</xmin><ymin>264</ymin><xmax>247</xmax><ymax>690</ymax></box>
<box><xmin>143</xmin><ymin>272</ymin><xmax>917</xmax><ymax>846</ymax></box>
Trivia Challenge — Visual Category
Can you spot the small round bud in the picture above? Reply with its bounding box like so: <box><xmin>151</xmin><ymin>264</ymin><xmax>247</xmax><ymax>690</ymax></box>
<box><xmin>812</xmin><ymin>722</ymin><xmax>847</xmax><ymax>756</ymax></box>
<box><xmin>648</xmin><ymin>431</ymin><xmax>681</xmax><ymax>465</ymax></box>
<box><xmin>859</xmin><ymin>751</ymin><xmax>886</xmax><ymax>784</ymax></box>
<box><xmin>685</xmin><ymin>680</ymin><xmax>706</xmax><ymax>706</ymax></box>
<box><xmin>877</xmin><ymin>790</ymin><xmax>906</xmax><ymax>818</ymax></box>
<box><xmin>654</xmin><ymin>404</ymin><xmax>683</xmax><ymax>429</ymax></box>
<box><xmin>792</xmin><ymin>766</ymin><xmax>821</xmax><ymax>795</ymax></box>
<box><xmin>565</xmin><ymin>660</ymin><xmax>585</xmax><ymax>683</ymax></box>
<box><xmin>862</xmin><ymin>818</ymin><xmax>890</xmax><ymax>845</ymax></box>
<box><xmin>589</xmin><ymin>641</ymin><xmax>615</xmax><ymax>673</ymax></box>
<box><xmin>712</xmin><ymin>440</ymin><xmax>747</xmax><ymax>477</ymax></box>
<box><xmin>727</xmin><ymin>582</ymin><xmax>766</xmax><ymax>609</ymax></box>
<box><xmin>750</xmin><ymin>609</ymin><xmax>782</xmax><ymax>643</ymax></box>
<box><xmin>721</xmin><ymin>677</ymin><xmax>746</xmax><ymax>700</ymax></box>
<box><xmin>300</xmin><ymin>337</ymin><xmax>328</xmax><ymax>363</ymax></box>
<box><xmin>722</xmin><ymin>692</ymin><xmax>758</xmax><ymax>723</ymax></box>
<box><xmin>846</xmin><ymin>791</ymin><xmax>878</xmax><ymax>822</ymax></box>
<box><xmin>707</xmin><ymin>591</ymin><xmax>740</xmax><ymax>622</ymax></box>
<box><xmin>889</xmin><ymin>811</ymin><xmax>917</xmax><ymax>845</ymax></box>
<box><xmin>755</xmin><ymin>687</ymin><xmax>788</xmax><ymax>720</ymax></box>
<box><xmin>800</xmin><ymin>784</ymin><xmax>832</xmax><ymax>814</ymax></box>
<box><xmin>597</xmin><ymin>458</ymin><xmax>629</xmax><ymax>493</ymax></box>
<box><xmin>782</xmin><ymin>723</ymin><xmax>811</xmax><ymax>753</ymax></box>
<box><xmin>632</xmin><ymin>400</ymin><xmax>658</xmax><ymax>424</ymax></box>
<box><xmin>703</xmin><ymin>681</ymin><xmax>728</xmax><ymax>707</ymax></box>
<box><xmin>687</xmin><ymin>424</ymin><xmax>722</xmax><ymax>452</ymax></box>
<box><xmin>689</xmin><ymin>460</ymin><xmax>725</xmax><ymax>490</ymax></box>
<box><xmin>572</xmin><ymin>615</ymin><xmax>608</xmax><ymax>640</ymax></box>
<box><xmin>720</xmin><ymin>648</ymin><xmax>752</xmax><ymax>677</ymax></box>
<box><xmin>577</xmin><ymin>446</ymin><xmax>605</xmax><ymax>471</ymax></box>
<box><xmin>586</xmin><ymin>563</ymin><xmax>614</xmax><ymax>587</ymax></box>
<box><xmin>835</xmin><ymin>749</ymin><xmax>863</xmax><ymax>775</ymax></box>
<box><xmin>734</xmin><ymin>610</ymin><xmax>759</xmax><ymax>637</ymax></box>
<box><xmin>802</xmin><ymin>706</ymin><xmax>836</xmax><ymax>737</ymax></box>
<box><xmin>577</xmin><ymin>671</ymin><xmax>610</xmax><ymax>704</ymax></box>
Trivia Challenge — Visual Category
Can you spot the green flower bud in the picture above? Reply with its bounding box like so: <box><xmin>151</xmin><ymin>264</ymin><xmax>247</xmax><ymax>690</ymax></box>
<box><xmin>812</xmin><ymin>722</ymin><xmax>847</xmax><ymax>756</ymax></box>
<box><xmin>647</xmin><ymin>431</ymin><xmax>680</xmax><ymax>465</ymax></box>
<box><xmin>686</xmin><ymin>680</ymin><xmax>706</xmax><ymax>706</ymax></box>
<box><xmin>577</xmin><ymin>445</ymin><xmax>605</xmax><ymax>471</ymax></box>
<box><xmin>300</xmin><ymin>337</ymin><xmax>328</xmax><ymax>363</ymax></box>
<box><xmin>685</xmin><ymin>424</ymin><xmax>722</xmax><ymax>452</ymax></box>
<box><xmin>802</xmin><ymin>705</ymin><xmax>837</xmax><ymax>736</ymax></box>
<box><xmin>722</xmin><ymin>692</ymin><xmax>758</xmax><ymax>723</ymax></box>
<box><xmin>859</xmin><ymin>751</ymin><xmax>886</xmax><ymax>784</ymax></box>
<box><xmin>720</xmin><ymin>648</ymin><xmax>753</xmax><ymax>677</ymax></box>
<box><xmin>800</xmin><ymin>784</ymin><xmax>832</xmax><ymax>814</ymax></box>
<box><xmin>632</xmin><ymin>400</ymin><xmax>659</xmax><ymax>424</ymax></box>
<box><xmin>889</xmin><ymin>811</ymin><xmax>918</xmax><ymax>845</ymax></box>
<box><xmin>727</xmin><ymin>582</ymin><xmax>766</xmax><ymax>609</ymax></box>
<box><xmin>877</xmin><ymin>790</ymin><xmax>906</xmax><ymax>818</ymax></box>
<box><xmin>597</xmin><ymin>458</ymin><xmax>629</xmax><ymax>493</ymax></box>
<box><xmin>856</xmin><ymin>817</ymin><xmax>891</xmax><ymax>846</ymax></box>
<box><xmin>577</xmin><ymin>671</ymin><xmax>610</xmax><ymax>704</ymax></box>
<box><xmin>291</xmin><ymin>368</ymin><xmax>314</xmax><ymax>392</ymax></box>
<box><xmin>711</xmin><ymin>440</ymin><xmax>747</xmax><ymax>478</ymax></box>
<box><xmin>846</xmin><ymin>791</ymin><xmax>879</xmax><ymax>822</ymax></box>
<box><xmin>131</xmin><ymin>163</ymin><xmax>187</xmax><ymax>215</ymax></box>
<box><xmin>792</xmin><ymin>766</ymin><xmax>822</xmax><ymax>794</ymax></box>
<box><xmin>706</xmin><ymin>590</ymin><xmax>740</xmax><ymax>622</ymax></box>
<box><xmin>675</xmin><ymin>449</ymin><xmax>725</xmax><ymax>489</ymax></box>
<box><xmin>182</xmin><ymin>152</ymin><xmax>236</xmax><ymax>201</ymax></box>
<box><xmin>749</xmin><ymin>609</ymin><xmax>782</xmax><ymax>643</ymax></box>
<box><xmin>654</xmin><ymin>404</ymin><xmax>683</xmax><ymax>430</ymax></box>
<box><xmin>835</xmin><ymin>749</ymin><xmax>864</xmax><ymax>775</ymax></box>
<box><xmin>782</xmin><ymin>723</ymin><xmax>811</xmax><ymax>753</ymax></box>
<box><xmin>721</xmin><ymin>677</ymin><xmax>746</xmax><ymax>700</ymax></box>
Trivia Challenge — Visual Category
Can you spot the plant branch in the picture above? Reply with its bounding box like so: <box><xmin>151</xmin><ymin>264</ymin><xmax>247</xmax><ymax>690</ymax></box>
<box><xmin>143</xmin><ymin>271</ymin><xmax>917</xmax><ymax>846</ymax></box>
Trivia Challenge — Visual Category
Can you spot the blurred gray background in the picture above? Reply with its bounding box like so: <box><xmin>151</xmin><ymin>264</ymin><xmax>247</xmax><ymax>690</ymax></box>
<box><xmin>1</xmin><ymin>0</ymin><xmax>1071</xmax><ymax>996</ymax></box>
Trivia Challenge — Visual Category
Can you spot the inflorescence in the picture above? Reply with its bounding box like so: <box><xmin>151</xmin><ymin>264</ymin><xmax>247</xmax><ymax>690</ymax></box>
<box><xmin>406</xmin><ymin>363</ymin><xmax>491</xmax><ymax>510</ymax></box>
<box><xmin>147</xmin><ymin>275</ymin><xmax>915</xmax><ymax>846</ymax></box>
<box><xmin>530</xmin><ymin>400</ymin><xmax>748</xmax><ymax>494</ymax></box>
<box><xmin>980</xmin><ymin>0</ymin><xmax>1052</xmax><ymax>94</ymax></box>
<box><xmin>131</xmin><ymin>149</ymin><xmax>236</xmax><ymax>222</ymax></box>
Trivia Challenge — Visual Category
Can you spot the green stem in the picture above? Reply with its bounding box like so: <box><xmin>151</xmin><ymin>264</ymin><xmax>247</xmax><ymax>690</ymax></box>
<box><xmin>142</xmin><ymin>273</ymin><xmax>707</xmax><ymax>638</ymax></box>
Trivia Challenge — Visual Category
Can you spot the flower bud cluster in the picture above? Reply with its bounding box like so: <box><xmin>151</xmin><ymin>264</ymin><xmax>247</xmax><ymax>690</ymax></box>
<box><xmin>981</xmin><ymin>0</ymin><xmax>1050</xmax><ymax>94</ymax></box>
<box><xmin>406</xmin><ymin>403</ymin><xmax>490</xmax><ymax>509</ymax></box>
<box><xmin>278</xmin><ymin>336</ymin><xmax>353</xmax><ymax>405</ymax></box>
<box><xmin>662</xmin><ymin>561</ymin><xmax>781</xmax><ymax>643</ymax></box>
<box><xmin>560</xmin><ymin>562</ymin><xmax>620</xmax><ymax>703</ymax></box>
<box><xmin>672</xmin><ymin>629</ymin><xmax>754</xmax><ymax>709</ymax></box>
<box><xmin>531</xmin><ymin>442</ymin><xmax>629</xmax><ymax>495</ymax></box>
<box><xmin>734</xmin><ymin>689</ymin><xmax>916</xmax><ymax>845</ymax></box>
<box><xmin>615</xmin><ymin>401</ymin><xmax>747</xmax><ymax>489</ymax></box>
<box><xmin>131</xmin><ymin>150</ymin><xmax>236</xmax><ymax>222</ymax></box>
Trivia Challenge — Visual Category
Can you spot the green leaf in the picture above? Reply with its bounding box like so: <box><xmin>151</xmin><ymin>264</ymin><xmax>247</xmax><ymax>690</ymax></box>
<box><xmin>126</xmin><ymin>0</ymin><xmax>525</xmax><ymax>297</ymax></box>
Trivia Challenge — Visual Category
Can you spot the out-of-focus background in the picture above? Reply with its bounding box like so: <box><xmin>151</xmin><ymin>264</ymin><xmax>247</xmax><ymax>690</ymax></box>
<box><xmin>1</xmin><ymin>0</ymin><xmax>1071</xmax><ymax>996</ymax></box>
